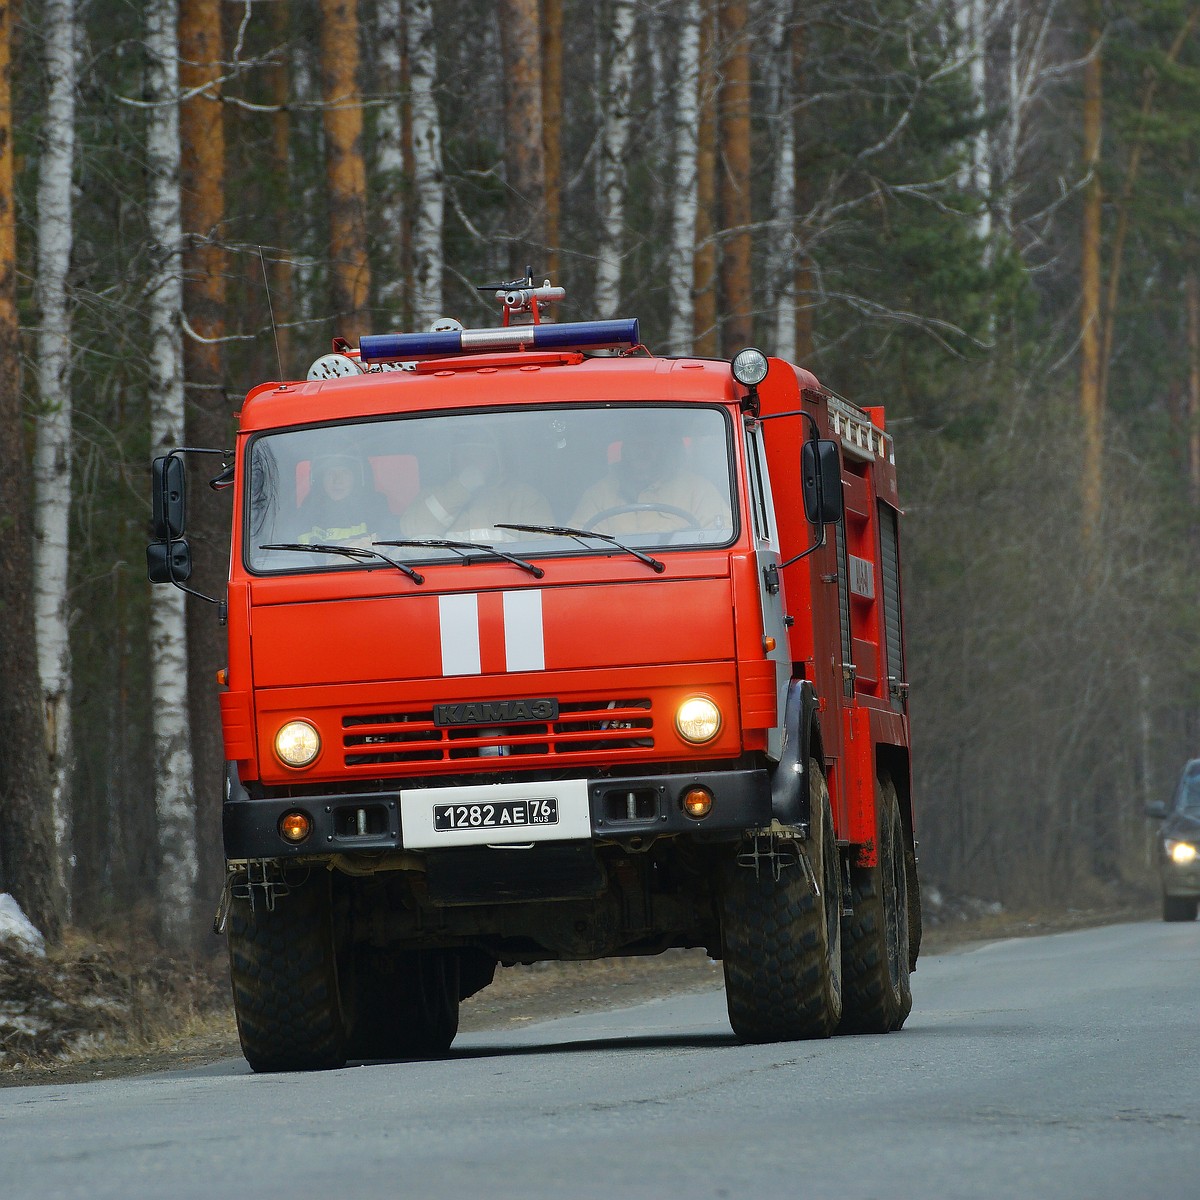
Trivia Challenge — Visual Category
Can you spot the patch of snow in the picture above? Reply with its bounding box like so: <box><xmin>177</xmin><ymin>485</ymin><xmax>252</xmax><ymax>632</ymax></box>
<box><xmin>0</xmin><ymin>894</ymin><xmax>45</xmax><ymax>957</ymax></box>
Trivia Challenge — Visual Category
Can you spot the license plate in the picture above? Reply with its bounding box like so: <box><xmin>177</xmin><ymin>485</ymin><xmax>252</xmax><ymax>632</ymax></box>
<box><xmin>432</xmin><ymin>798</ymin><xmax>559</xmax><ymax>833</ymax></box>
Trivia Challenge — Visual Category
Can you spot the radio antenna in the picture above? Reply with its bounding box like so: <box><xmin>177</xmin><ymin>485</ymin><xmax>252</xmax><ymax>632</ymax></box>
<box><xmin>259</xmin><ymin>246</ymin><xmax>285</xmax><ymax>381</ymax></box>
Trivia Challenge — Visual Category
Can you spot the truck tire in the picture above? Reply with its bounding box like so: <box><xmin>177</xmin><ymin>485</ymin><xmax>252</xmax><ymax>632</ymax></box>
<box><xmin>227</xmin><ymin>874</ymin><xmax>348</xmax><ymax>1072</ymax></box>
<box><xmin>348</xmin><ymin>948</ymin><xmax>460</xmax><ymax>1059</ymax></box>
<box><xmin>721</xmin><ymin>759</ymin><xmax>842</xmax><ymax>1042</ymax></box>
<box><xmin>838</xmin><ymin>775</ymin><xmax>912</xmax><ymax>1034</ymax></box>
<box><xmin>1162</xmin><ymin>893</ymin><xmax>1198</xmax><ymax>922</ymax></box>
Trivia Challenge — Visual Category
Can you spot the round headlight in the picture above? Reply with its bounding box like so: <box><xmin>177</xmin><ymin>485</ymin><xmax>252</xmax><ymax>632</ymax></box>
<box><xmin>676</xmin><ymin>697</ymin><xmax>722</xmax><ymax>744</ymax></box>
<box><xmin>274</xmin><ymin>720</ymin><xmax>321</xmax><ymax>768</ymax></box>
<box><xmin>731</xmin><ymin>347</ymin><xmax>769</xmax><ymax>388</ymax></box>
<box><xmin>1168</xmin><ymin>840</ymin><xmax>1197</xmax><ymax>865</ymax></box>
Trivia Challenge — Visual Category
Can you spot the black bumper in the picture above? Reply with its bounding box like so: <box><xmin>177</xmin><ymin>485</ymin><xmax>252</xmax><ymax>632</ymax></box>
<box><xmin>223</xmin><ymin>768</ymin><xmax>773</xmax><ymax>861</ymax></box>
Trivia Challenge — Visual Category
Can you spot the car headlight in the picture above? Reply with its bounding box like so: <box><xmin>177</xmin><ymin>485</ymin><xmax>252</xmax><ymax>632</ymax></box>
<box><xmin>274</xmin><ymin>720</ymin><xmax>321</xmax><ymax>768</ymax></box>
<box><xmin>675</xmin><ymin>696</ymin><xmax>722</xmax><ymax>744</ymax></box>
<box><xmin>1167</xmin><ymin>840</ymin><xmax>1197</xmax><ymax>866</ymax></box>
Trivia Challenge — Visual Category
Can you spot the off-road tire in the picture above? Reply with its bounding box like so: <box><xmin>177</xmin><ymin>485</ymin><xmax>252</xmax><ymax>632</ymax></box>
<box><xmin>227</xmin><ymin>875</ymin><xmax>348</xmax><ymax>1072</ymax></box>
<box><xmin>348</xmin><ymin>948</ymin><xmax>461</xmax><ymax>1060</ymax></box>
<box><xmin>1162</xmin><ymin>893</ymin><xmax>1198</xmax><ymax>922</ymax></box>
<box><xmin>721</xmin><ymin>759</ymin><xmax>842</xmax><ymax>1042</ymax></box>
<box><xmin>838</xmin><ymin>775</ymin><xmax>912</xmax><ymax>1034</ymax></box>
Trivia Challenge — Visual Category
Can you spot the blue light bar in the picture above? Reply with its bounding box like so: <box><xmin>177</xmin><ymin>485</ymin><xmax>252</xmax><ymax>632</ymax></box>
<box><xmin>358</xmin><ymin>318</ymin><xmax>640</xmax><ymax>363</ymax></box>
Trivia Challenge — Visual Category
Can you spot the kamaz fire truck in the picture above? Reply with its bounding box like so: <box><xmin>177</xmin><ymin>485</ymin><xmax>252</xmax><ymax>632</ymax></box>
<box><xmin>149</xmin><ymin>278</ymin><xmax>920</xmax><ymax>1072</ymax></box>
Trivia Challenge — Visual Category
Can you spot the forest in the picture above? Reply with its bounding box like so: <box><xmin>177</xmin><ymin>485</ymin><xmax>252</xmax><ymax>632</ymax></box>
<box><xmin>0</xmin><ymin>0</ymin><xmax>1197</xmax><ymax>949</ymax></box>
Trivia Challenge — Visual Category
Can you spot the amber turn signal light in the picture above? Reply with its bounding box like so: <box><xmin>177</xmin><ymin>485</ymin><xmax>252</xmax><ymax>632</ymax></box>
<box><xmin>682</xmin><ymin>787</ymin><xmax>713</xmax><ymax>819</ymax></box>
<box><xmin>279</xmin><ymin>810</ymin><xmax>312</xmax><ymax>843</ymax></box>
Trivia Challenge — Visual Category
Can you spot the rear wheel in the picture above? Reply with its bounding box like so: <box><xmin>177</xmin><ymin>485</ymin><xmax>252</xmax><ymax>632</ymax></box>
<box><xmin>721</xmin><ymin>759</ymin><xmax>842</xmax><ymax>1042</ymax></box>
<box><xmin>1162</xmin><ymin>893</ymin><xmax>1198</xmax><ymax>922</ymax></box>
<box><xmin>348</xmin><ymin>948</ymin><xmax>461</xmax><ymax>1059</ymax></box>
<box><xmin>838</xmin><ymin>775</ymin><xmax>912</xmax><ymax>1033</ymax></box>
<box><xmin>227</xmin><ymin>874</ymin><xmax>348</xmax><ymax>1073</ymax></box>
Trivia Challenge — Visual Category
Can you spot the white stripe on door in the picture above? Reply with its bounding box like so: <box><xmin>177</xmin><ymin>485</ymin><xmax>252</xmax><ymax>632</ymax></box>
<box><xmin>503</xmin><ymin>589</ymin><xmax>545</xmax><ymax>672</ymax></box>
<box><xmin>439</xmin><ymin>593</ymin><xmax>481</xmax><ymax>675</ymax></box>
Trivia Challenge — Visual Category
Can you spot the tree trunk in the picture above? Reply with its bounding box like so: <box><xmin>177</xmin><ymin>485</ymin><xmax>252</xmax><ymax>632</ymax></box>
<box><xmin>146</xmin><ymin>0</ymin><xmax>198</xmax><ymax>948</ymax></box>
<box><xmin>765</xmin><ymin>3</ymin><xmax>796</xmax><ymax>361</ymax></box>
<box><xmin>0</xmin><ymin>0</ymin><xmax>64</xmax><ymax>943</ymax></box>
<box><xmin>1188</xmin><ymin>270</ymin><xmax>1200</xmax><ymax>517</ymax></box>
<box><xmin>32</xmin><ymin>0</ymin><xmax>76</xmax><ymax>915</ymax></box>
<box><xmin>269</xmin><ymin>0</ymin><xmax>294</xmax><ymax>373</ymax></box>
<box><xmin>541</xmin><ymin>0</ymin><xmax>563</xmax><ymax>284</ymax></box>
<box><xmin>693</xmin><ymin>0</ymin><xmax>718</xmax><ymax>355</ymax></box>
<box><xmin>1079</xmin><ymin>8</ymin><xmax>1103</xmax><ymax>542</ymax></box>
<box><xmin>666</xmin><ymin>0</ymin><xmax>702</xmax><ymax>355</ymax></box>
<box><xmin>718</xmin><ymin>0</ymin><xmax>752</xmax><ymax>354</ymax></box>
<box><xmin>319</xmin><ymin>0</ymin><xmax>370</xmax><ymax>333</ymax></box>
<box><xmin>593</xmin><ymin>0</ymin><xmax>637</xmax><ymax>318</ymax></box>
<box><xmin>407</xmin><ymin>0</ymin><xmax>443</xmax><ymax>327</ymax></box>
<box><xmin>375</xmin><ymin>0</ymin><xmax>406</xmax><ymax>322</ymax></box>
<box><xmin>956</xmin><ymin>0</ymin><xmax>992</xmax><ymax>251</ymax></box>
<box><xmin>498</xmin><ymin>0</ymin><xmax>546</xmax><ymax>278</ymax></box>
<box><xmin>179</xmin><ymin>0</ymin><xmax>228</xmax><ymax>904</ymax></box>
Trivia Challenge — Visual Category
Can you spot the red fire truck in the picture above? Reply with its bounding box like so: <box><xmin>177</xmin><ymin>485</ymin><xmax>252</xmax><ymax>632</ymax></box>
<box><xmin>149</xmin><ymin>280</ymin><xmax>919</xmax><ymax>1072</ymax></box>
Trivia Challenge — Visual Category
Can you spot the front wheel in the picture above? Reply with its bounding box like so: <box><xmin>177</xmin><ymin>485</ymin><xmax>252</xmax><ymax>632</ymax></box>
<box><xmin>227</xmin><ymin>874</ymin><xmax>349</xmax><ymax>1073</ymax></box>
<box><xmin>720</xmin><ymin>759</ymin><xmax>842</xmax><ymax>1042</ymax></box>
<box><xmin>1162</xmin><ymin>893</ymin><xmax>1198</xmax><ymax>922</ymax></box>
<box><xmin>348</xmin><ymin>948</ymin><xmax>461</xmax><ymax>1060</ymax></box>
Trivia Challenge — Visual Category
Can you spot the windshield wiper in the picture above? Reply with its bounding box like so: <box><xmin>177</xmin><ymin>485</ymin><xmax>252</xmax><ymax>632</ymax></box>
<box><xmin>260</xmin><ymin>543</ymin><xmax>424</xmax><ymax>584</ymax></box>
<box><xmin>495</xmin><ymin>523</ymin><xmax>665</xmax><ymax>574</ymax></box>
<box><xmin>374</xmin><ymin>538</ymin><xmax>544</xmax><ymax>579</ymax></box>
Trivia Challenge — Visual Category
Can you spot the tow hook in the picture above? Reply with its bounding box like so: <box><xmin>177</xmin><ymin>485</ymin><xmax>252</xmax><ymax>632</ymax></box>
<box><xmin>737</xmin><ymin>833</ymin><xmax>811</xmax><ymax>885</ymax></box>
<box><xmin>212</xmin><ymin>860</ymin><xmax>296</xmax><ymax>933</ymax></box>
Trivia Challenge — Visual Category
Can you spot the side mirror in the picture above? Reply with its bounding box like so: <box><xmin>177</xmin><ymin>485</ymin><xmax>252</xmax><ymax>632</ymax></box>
<box><xmin>1144</xmin><ymin>800</ymin><xmax>1169</xmax><ymax>821</ymax></box>
<box><xmin>151</xmin><ymin>454</ymin><xmax>186</xmax><ymax>539</ymax></box>
<box><xmin>801</xmin><ymin>439</ymin><xmax>843</xmax><ymax>526</ymax></box>
<box><xmin>147</xmin><ymin>538</ymin><xmax>192</xmax><ymax>584</ymax></box>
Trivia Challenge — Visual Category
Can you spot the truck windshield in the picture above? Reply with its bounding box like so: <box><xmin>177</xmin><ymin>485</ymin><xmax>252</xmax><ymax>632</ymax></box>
<box><xmin>245</xmin><ymin>404</ymin><xmax>736</xmax><ymax>573</ymax></box>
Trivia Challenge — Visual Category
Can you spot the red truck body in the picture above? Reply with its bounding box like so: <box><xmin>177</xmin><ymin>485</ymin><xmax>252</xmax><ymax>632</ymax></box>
<box><xmin>152</xmin><ymin>308</ymin><xmax>918</xmax><ymax>1071</ymax></box>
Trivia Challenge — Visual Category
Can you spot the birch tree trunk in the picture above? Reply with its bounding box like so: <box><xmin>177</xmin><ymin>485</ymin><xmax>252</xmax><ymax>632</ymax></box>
<box><xmin>407</xmin><ymin>0</ymin><xmax>443</xmax><ymax>327</ymax></box>
<box><xmin>1079</xmin><ymin>8</ymin><xmax>1103</xmax><ymax>542</ymax></box>
<box><xmin>33</xmin><ymin>0</ymin><xmax>77</xmax><ymax>913</ymax></box>
<box><xmin>146</xmin><ymin>0</ymin><xmax>198</xmax><ymax>947</ymax></box>
<box><xmin>693</xmin><ymin>0</ymin><xmax>718</xmax><ymax>355</ymax></box>
<box><xmin>499</xmin><ymin>0</ymin><xmax>546</xmax><ymax>277</ymax></box>
<box><xmin>180</xmin><ymin>0</ymin><xmax>228</xmax><ymax>901</ymax></box>
<box><xmin>319</xmin><ymin>0</ymin><xmax>370</xmax><ymax>333</ymax></box>
<box><xmin>541</xmin><ymin>0</ymin><xmax>564</xmax><ymax>284</ymax></box>
<box><xmin>765</xmin><ymin>2</ymin><xmax>797</xmax><ymax>362</ymax></box>
<box><xmin>375</xmin><ymin>0</ymin><xmax>406</xmax><ymax>322</ymax></box>
<box><xmin>592</xmin><ymin>0</ymin><xmax>637</xmax><ymax>319</ymax></box>
<box><xmin>0</xmin><ymin>0</ymin><xmax>64</xmax><ymax>943</ymax></box>
<box><xmin>956</xmin><ymin>0</ymin><xmax>992</xmax><ymax>251</ymax></box>
<box><xmin>717</xmin><ymin>0</ymin><xmax>752</xmax><ymax>353</ymax></box>
<box><xmin>666</xmin><ymin>0</ymin><xmax>702</xmax><ymax>355</ymax></box>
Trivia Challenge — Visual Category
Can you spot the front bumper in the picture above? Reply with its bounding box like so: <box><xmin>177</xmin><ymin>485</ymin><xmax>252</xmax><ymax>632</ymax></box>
<box><xmin>223</xmin><ymin>767</ymin><xmax>773</xmax><ymax>861</ymax></box>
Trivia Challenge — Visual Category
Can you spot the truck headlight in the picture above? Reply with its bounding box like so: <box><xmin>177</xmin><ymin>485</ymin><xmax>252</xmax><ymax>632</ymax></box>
<box><xmin>275</xmin><ymin>720</ymin><xmax>321</xmax><ymax>768</ymax></box>
<box><xmin>1167</xmin><ymin>840</ymin><xmax>1197</xmax><ymax>865</ymax></box>
<box><xmin>675</xmin><ymin>697</ymin><xmax>721</xmax><ymax>744</ymax></box>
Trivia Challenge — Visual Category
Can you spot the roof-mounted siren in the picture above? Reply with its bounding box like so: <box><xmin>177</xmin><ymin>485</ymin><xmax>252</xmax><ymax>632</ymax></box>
<box><xmin>475</xmin><ymin>265</ymin><xmax>565</xmax><ymax>326</ymax></box>
<box><xmin>359</xmin><ymin>317</ymin><xmax>640</xmax><ymax>365</ymax></box>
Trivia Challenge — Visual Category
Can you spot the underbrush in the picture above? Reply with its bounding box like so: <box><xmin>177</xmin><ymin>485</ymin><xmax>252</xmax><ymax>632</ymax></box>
<box><xmin>0</xmin><ymin>925</ymin><xmax>232</xmax><ymax>1072</ymax></box>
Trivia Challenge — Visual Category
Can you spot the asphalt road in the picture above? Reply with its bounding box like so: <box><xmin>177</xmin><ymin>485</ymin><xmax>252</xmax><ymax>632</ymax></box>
<box><xmin>3</xmin><ymin>921</ymin><xmax>1197</xmax><ymax>1200</ymax></box>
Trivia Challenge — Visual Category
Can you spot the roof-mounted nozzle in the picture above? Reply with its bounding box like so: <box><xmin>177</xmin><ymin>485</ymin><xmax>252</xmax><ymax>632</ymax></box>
<box><xmin>476</xmin><ymin>266</ymin><xmax>564</xmax><ymax>326</ymax></box>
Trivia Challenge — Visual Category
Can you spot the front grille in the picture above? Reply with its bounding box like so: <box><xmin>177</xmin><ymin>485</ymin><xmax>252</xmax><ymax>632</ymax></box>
<box><xmin>342</xmin><ymin>698</ymin><xmax>653</xmax><ymax>767</ymax></box>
